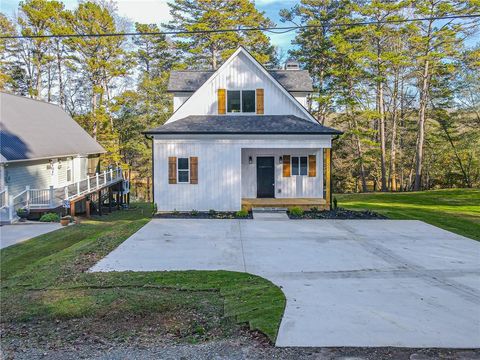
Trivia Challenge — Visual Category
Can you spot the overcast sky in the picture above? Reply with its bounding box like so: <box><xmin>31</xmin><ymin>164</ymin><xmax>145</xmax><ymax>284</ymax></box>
<box><xmin>0</xmin><ymin>0</ymin><xmax>299</xmax><ymax>53</ymax></box>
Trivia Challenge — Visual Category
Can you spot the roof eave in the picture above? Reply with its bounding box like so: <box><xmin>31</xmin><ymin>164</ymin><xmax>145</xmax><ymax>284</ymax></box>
<box><xmin>0</xmin><ymin>150</ymin><xmax>105</xmax><ymax>164</ymax></box>
<box><xmin>143</xmin><ymin>130</ymin><xmax>343</xmax><ymax>135</ymax></box>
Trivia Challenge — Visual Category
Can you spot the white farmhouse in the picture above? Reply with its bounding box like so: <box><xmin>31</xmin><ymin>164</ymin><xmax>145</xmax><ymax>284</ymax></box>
<box><xmin>145</xmin><ymin>47</ymin><xmax>342</xmax><ymax>212</ymax></box>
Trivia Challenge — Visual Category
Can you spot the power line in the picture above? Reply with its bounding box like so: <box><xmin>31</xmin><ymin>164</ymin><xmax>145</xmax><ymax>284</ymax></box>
<box><xmin>1</xmin><ymin>14</ymin><xmax>479</xmax><ymax>39</ymax></box>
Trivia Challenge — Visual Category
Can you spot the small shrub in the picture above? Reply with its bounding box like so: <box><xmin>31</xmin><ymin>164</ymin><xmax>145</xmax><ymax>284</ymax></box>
<box><xmin>173</xmin><ymin>209</ymin><xmax>179</xmax><ymax>215</ymax></box>
<box><xmin>333</xmin><ymin>197</ymin><xmax>338</xmax><ymax>210</ymax></box>
<box><xmin>190</xmin><ymin>209</ymin><xmax>199</xmax><ymax>216</ymax></box>
<box><xmin>310</xmin><ymin>206</ymin><xmax>319</xmax><ymax>213</ymax></box>
<box><xmin>16</xmin><ymin>208</ymin><xmax>28</xmax><ymax>218</ymax></box>
<box><xmin>235</xmin><ymin>209</ymin><xmax>249</xmax><ymax>218</ymax></box>
<box><xmin>208</xmin><ymin>209</ymin><xmax>216</xmax><ymax>216</ymax></box>
<box><xmin>39</xmin><ymin>213</ymin><xmax>60</xmax><ymax>222</ymax></box>
<box><xmin>289</xmin><ymin>206</ymin><xmax>304</xmax><ymax>217</ymax></box>
<box><xmin>152</xmin><ymin>203</ymin><xmax>158</xmax><ymax>215</ymax></box>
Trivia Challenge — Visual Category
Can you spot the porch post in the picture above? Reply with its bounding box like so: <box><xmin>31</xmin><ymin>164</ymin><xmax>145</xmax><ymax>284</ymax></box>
<box><xmin>108</xmin><ymin>187</ymin><xmax>112</xmax><ymax>213</ymax></box>
<box><xmin>8</xmin><ymin>195</ymin><xmax>14</xmax><ymax>221</ymax></box>
<box><xmin>98</xmin><ymin>190</ymin><xmax>102</xmax><ymax>216</ymax></box>
<box><xmin>325</xmin><ymin>148</ymin><xmax>332</xmax><ymax>210</ymax></box>
<box><xmin>49</xmin><ymin>186</ymin><xmax>55</xmax><ymax>208</ymax></box>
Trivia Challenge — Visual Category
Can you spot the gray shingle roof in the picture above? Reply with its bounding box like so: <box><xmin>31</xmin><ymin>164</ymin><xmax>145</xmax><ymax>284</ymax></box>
<box><xmin>145</xmin><ymin>115</ymin><xmax>342</xmax><ymax>135</ymax></box>
<box><xmin>0</xmin><ymin>92</ymin><xmax>105</xmax><ymax>162</ymax></box>
<box><xmin>168</xmin><ymin>70</ymin><xmax>314</xmax><ymax>92</ymax></box>
<box><xmin>268</xmin><ymin>70</ymin><xmax>313</xmax><ymax>92</ymax></box>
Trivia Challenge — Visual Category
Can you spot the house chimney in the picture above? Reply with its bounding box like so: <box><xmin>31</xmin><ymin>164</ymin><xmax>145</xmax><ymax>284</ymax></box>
<box><xmin>284</xmin><ymin>58</ymin><xmax>300</xmax><ymax>70</ymax></box>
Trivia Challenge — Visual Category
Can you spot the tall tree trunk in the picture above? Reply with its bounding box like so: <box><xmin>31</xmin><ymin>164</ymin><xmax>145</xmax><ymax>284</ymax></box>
<box><xmin>35</xmin><ymin>65</ymin><xmax>41</xmax><ymax>99</ymax></box>
<box><xmin>388</xmin><ymin>71</ymin><xmax>399</xmax><ymax>191</ymax></box>
<box><xmin>414</xmin><ymin>59</ymin><xmax>430</xmax><ymax>191</ymax></box>
<box><xmin>347</xmin><ymin>79</ymin><xmax>368</xmax><ymax>192</ymax></box>
<box><xmin>211</xmin><ymin>44</ymin><xmax>218</xmax><ymax>70</ymax></box>
<box><xmin>56</xmin><ymin>41</ymin><xmax>64</xmax><ymax>107</ymax></box>
<box><xmin>92</xmin><ymin>91</ymin><xmax>97</xmax><ymax>140</ymax></box>
<box><xmin>352</xmin><ymin>117</ymin><xmax>368</xmax><ymax>192</ymax></box>
<box><xmin>439</xmin><ymin>120</ymin><xmax>471</xmax><ymax>187</ymax></box>
<box><xmin>318</xmin><ymin>67</ymin><xmax>326</xmax><ymax>124</ymax></box>
<box><xmin>47</xmin><ymin>63</ymin><xmax>52</xmax><ymax>102</ymax></box>
<box><xmin>378</xmin><ymin>81</ymin><xmax>387</xmax><ymax>191</ymax></box>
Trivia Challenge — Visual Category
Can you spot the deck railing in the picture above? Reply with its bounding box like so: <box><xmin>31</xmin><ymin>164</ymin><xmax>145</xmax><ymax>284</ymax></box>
<box><xmin>1</xmin><ymin>167</ymin><xmax>123</xmax><ymax>223</ymax></box>
<box><xmin>0</xmin><ymin>187</ymin><xmax>7</xmax><ymax>209</ymax></box>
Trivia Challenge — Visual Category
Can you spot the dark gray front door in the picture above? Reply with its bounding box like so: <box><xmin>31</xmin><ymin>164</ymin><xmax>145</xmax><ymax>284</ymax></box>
<box><xmin>256</xmin><ymin>157</ymin><xmax>275</xmax><ymax>198</ymax></box>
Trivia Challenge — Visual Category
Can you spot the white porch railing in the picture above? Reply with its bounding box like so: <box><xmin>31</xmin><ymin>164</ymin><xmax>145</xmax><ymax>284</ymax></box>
<box><xmin>1</xmin><ymin>167</ymin><xmax>123</xmax><ymax>223</ymax></box>
<box><xmin>0</xmin><ymin>187</ymin><xmax>7</xmax><ymax>209</ymax></box>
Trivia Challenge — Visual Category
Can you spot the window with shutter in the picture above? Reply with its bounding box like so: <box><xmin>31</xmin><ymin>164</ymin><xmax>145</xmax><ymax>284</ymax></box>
<box><xmin>177</xmin><ymin>158</ymin><xmax>189</xmax><ymax>183</ymax></box>
<box><xmin>291</xmin><ymin>156</ymin><xmax>308</xmax><ymax>176</ymax></box>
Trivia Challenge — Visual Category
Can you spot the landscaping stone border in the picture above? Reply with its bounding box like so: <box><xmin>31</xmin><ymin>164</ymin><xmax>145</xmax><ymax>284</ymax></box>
<box><xmin>288</xmin><ymin>208</ymin><xmax>388</xmax><ymax>220</ymax></box>
<box><xmin>154</xmin><ymin>211</ymin><xmax>253</xmax><ymax>219</ymax></box>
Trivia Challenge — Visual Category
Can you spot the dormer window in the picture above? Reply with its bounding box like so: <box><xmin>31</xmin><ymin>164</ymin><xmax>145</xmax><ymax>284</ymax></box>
<box><xmin>227</xmin><ymin>90</ymin><xmax>255</xmax><ymax>113</ymax></box>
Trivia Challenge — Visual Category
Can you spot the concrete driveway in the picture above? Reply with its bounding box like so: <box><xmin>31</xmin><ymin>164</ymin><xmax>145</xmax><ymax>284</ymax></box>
<box><xmin>0</xmin><ymin>223</ymin><xmax>62</xmax><ymax>249</ymax></box>
<box><xmin>91</xmin><ymin>219</ymin><xmax>480</xmax><ymax>348</ymax></box>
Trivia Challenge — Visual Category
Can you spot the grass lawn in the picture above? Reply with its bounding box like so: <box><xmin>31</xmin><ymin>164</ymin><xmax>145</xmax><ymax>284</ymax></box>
<box><xmin>336</xmin><ymin>188</ymin><xmax>480</xmax><ymax>241</ymax></box>
<box><xmin>0</xmin><ymin>204</ymin><xmax>285</xmax><ymax>348</ymax></box>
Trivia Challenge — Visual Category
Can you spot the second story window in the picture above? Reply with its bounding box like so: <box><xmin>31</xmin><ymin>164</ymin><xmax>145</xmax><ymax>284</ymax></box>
<box><xmin>227</xmin><ymin>90</ymin><xmax>255</xmax><ymax>113</ymax></box>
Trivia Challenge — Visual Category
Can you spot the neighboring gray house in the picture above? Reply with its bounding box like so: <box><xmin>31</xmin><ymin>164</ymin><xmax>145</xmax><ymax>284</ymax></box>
<box><xmin>0</xmin><ymin>92</ymin><xmax>106</xmax><ymax>221</ymax></box>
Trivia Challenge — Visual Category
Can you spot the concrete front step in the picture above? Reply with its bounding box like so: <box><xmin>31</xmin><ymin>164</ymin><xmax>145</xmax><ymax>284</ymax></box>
<box><xmin>252</xmin><ymin>207</ymin><xmax>289</xmax><ymax>220</ymax></box>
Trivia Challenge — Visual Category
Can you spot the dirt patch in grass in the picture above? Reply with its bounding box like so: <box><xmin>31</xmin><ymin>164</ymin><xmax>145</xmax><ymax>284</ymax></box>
<box><xmin>1</xmin><ymin>287</ymin><xmax>242</xmax><ymax>351</ymax></box>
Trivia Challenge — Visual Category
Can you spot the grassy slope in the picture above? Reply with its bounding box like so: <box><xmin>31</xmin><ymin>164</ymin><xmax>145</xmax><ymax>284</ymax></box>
<box><xmin>1</xmin><ymin>204</ymin><xmax>285</xmax><ymax>343</ymax></box>
<box><xmin>336</xmin><ymin>188</ymin><xmax>480</xmax><ymax>240</ymax></box>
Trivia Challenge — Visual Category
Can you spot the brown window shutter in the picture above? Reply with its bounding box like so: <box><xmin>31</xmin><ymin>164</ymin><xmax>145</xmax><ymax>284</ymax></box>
<box><xmin>168</xmin><ymin>157</ymin><xmax>177</xmax><ymax>184</ymax></box>
<box><xmin>256</xmin><ymin>88</ymin><xmax>264</xmax><ymax>114</ymax></box>
<box><xmin>218</xmin><ymin>89</ymin><xmax>226</xmax><ymax>114</ymax></box>
<box><xmin>190</xmin><ymin>157</ymin><xmax>198</xmax><ymax>184</ymax></box>
<box><xmin>308</xmin><ymin>155</ymin><xmax>316</xmax><ymax>177</ymax></box>
<box><xmin>283</xmin><ymin>155</ymin><xmax>291</xmax><ymax>177</ymax></box>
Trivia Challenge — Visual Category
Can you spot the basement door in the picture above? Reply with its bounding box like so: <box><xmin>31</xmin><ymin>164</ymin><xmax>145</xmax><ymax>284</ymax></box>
<box><xmin>256</xmin><ymin>157</ymin><xmax>275</xmax><ymax>198</ymax></box>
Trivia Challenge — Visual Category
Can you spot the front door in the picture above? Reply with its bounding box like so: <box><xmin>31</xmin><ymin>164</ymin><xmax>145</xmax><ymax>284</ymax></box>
<box><xmin>256</xmin><ymin>157</ymin><xmax>275</xmax><ymax>198</ymax></box>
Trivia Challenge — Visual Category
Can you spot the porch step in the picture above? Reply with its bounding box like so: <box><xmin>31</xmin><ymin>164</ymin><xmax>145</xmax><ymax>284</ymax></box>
<box><xmin>251</xmin><ymin>207</ymin><xmax>287</xmax><ymax>213</ymax></box>
<box><xmin>252</xmin><ymin>207</ymin><xmax>289</xmax><ymax>221</ymax></box>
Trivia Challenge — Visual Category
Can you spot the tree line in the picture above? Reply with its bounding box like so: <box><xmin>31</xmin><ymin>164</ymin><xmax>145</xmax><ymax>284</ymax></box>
<box><xmin>1</xmin><ymin>0</ymin><xmax>479</xmax><ymax>193</ymax></box>
<box><xmin>282</xmin><ymin>0</ymin><xmax>479</xmax><ymax>191</ymax></box>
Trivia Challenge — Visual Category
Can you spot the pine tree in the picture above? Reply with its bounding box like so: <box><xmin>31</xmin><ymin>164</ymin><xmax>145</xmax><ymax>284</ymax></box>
<box><xmin>409</xmin><ymin>0</ymin><xmax>480</xmax><ymax>190</ymax></box>
<box><xmin>17</xmin><ymin>0</ymin><xmax>64</xmax><ymax>98</ymax></box>
<box><xmin>0</xmin><ymin>13</ymin><xmax>18</xmax><ymax>90</ymax></box>
<box><xmin>66</xmin><ymin>1</ymin><xmax>130</xmax><ymax>165</ymax></box>
<box><xmin>167</xmin><ymin>0</ymin><xmax>275</xmax><ymax>69</ymax></box>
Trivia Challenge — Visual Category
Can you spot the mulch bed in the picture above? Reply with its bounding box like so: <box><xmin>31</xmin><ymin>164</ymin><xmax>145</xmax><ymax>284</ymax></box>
<box><xmin>154</xmin><ymin>211</ymin><xmax>253</xmax><ymax>219</ymax></box>
<box><xmin>289</xmin><ymin>208</ymin><xmax>388</xmax><ymax>220</ymax></box>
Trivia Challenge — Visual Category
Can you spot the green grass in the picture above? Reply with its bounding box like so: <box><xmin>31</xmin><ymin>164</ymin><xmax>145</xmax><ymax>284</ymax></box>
<box><xmin>1</xmin><ymin>204</ymin><xmax>285</xmax><ymax>344</ymax></box>
<box><xmin>336</xmin><ymin>188</ymin><xmax>480</xmax><ymax>240</ymax></box>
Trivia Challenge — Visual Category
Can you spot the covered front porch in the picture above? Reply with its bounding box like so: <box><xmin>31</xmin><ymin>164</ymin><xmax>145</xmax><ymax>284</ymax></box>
<box><xmin>240</xmin><ymin>147</ymin><xmax>332</xmax><ymax>210</ymax></box>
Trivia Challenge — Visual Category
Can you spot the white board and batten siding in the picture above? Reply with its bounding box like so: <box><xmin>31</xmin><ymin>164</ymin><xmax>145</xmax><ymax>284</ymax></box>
<box><xmin>173</xmin><ymin>90</ymin><xmax>309</xmax><ymax>113</ymax></box>
<box><xmin>168</xmin><ymin>51</ymin><xmax>313</xmax><ymax>123</ymax></box>
<box><xmin>153</xmin><ymin>135</ymin><xmax>330</xmax><ymax>211</ymax></box>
